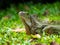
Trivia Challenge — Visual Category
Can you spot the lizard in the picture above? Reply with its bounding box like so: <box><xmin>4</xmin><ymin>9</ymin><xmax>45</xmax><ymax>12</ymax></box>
<box><xmin>19</xmin><ymin>11</ymin><xmax>60</xmax><ymax>35</ymax></box>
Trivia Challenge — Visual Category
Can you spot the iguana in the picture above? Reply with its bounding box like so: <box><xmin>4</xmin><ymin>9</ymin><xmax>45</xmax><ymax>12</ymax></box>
<box><xmin>19</xmin><ymin>11</ymin><xmax>60</xmax><ymax>35</ymax></box>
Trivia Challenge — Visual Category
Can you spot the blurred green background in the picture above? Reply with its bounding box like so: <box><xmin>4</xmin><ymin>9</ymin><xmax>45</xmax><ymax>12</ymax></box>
<box><xmin>0</xmin><ymin>0</ymin><xmax>60</xmax><ymax>45</ymax></box>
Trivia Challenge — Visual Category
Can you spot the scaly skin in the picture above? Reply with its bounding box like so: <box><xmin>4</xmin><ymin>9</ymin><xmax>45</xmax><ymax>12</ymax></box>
<box><xmin>19</xmin><ymin>11</ymin><xmax>60</xmax><ymax>35</ymax></box>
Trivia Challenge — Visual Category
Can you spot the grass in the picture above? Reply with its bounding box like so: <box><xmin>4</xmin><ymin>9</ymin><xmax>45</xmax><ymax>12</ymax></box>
<box><xmin>0</xmin><ymin>2</ymin><xmax>60</xmax><ymax>45</ymax></box>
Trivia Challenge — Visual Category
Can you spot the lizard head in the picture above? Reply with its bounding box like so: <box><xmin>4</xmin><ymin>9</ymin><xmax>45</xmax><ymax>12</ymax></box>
<box><xmin>19</xmin><ymin>11</ymin><xmax>29</xmax><ymax>20</ymax></box>
<box><xmin>19</xmin><ymin>11</ymin><xmax>31</xmax><ymax>23</ymax></box>
<box><xmin>19</xmin><ymin>11</ymin><xmax>28</xmax><ymax>16</ymax></box>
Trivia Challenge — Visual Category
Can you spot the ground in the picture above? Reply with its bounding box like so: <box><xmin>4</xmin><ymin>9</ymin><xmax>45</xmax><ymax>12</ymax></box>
<box><xmin>0</xmin><ymin>2</ymin><xmax>60</xmax><ymax>45</ymax></box>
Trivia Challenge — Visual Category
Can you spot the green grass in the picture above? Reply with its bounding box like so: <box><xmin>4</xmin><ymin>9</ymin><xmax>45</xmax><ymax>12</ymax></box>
<box><xmin>0</xmin><ymin>2</ymin><xmax>60</xmax><ymax>45</ymax></box>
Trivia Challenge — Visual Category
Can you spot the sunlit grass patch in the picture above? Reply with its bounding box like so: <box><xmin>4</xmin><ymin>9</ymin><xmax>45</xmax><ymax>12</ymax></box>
<box><xmin>0</xmin><ymin>2</ymin><xmax>60</xmax><ymax>45</ymax></box>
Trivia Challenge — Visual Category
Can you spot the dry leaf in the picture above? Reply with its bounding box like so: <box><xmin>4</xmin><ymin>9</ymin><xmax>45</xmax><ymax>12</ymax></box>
<box><xmin>50</xmin><ymin>41</ymin><xmax>59</xmax><ymax>45</ymax></box>
<box><xmin>43</xmin><ymin>9</ymin><xmax>49</xmax><ymax>16</ymax></box>
<box><xmin>31</xmin><ymin>34</ymin><xmax>41</xmax><ymax>38</ymax></box>
<box><xmin>35</xmin><ymin>43</ymin><xmax>46</xmax><ymax>45</ymax></box>
<box><xmin>2</xmin><ymin>15</ymin><xmax>11</xmax><ymax>20</ymax></box>
<box><xmin>12</xmin><ymin>27</ymin><xmax>26</xmax><ymax>32</ymax></box>
<box><xmin>24</xmin><ymin>5</ymin><xmax>30</xmax><ymax>10</ymax></box>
